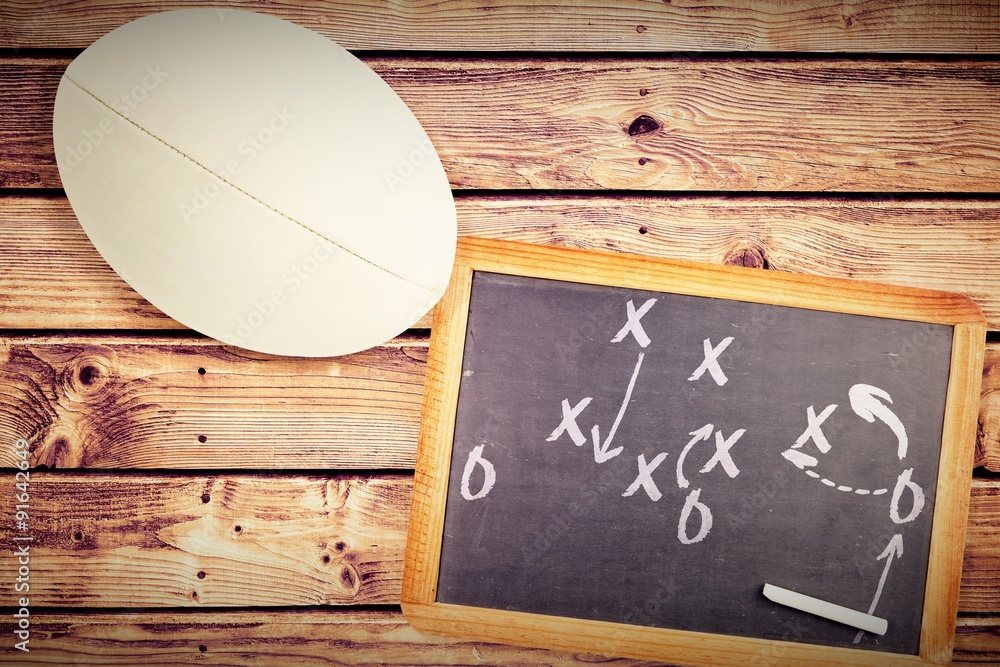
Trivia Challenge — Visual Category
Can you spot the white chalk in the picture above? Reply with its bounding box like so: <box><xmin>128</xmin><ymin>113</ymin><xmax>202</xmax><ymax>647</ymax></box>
<box><xmin>763</xmin><ymin>583</ymin><xmax>888</xmax><ymax>635</ymax></box>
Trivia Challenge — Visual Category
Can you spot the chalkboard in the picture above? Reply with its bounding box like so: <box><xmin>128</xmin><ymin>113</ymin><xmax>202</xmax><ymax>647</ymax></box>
<box><xmin>403</xmin><ymin>239</ymin><xmax>985</xmax><ymax>667</ymax></box>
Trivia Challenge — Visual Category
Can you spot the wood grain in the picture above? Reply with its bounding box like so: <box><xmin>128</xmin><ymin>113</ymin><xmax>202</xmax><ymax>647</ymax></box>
<box><xmin>0</xmin><ymin>334</ymin><xmax>427</xmax><ymax>470</ymax></box>
<box><xmin>0</xmin><ymin>58</ymin><xmax>60</xmax><ymax>187</ymax></box>
<box><xmin>1</xmin><ymin>1</ymin><xmax>998</xmax><ymax>53</ymax></box>
<box><xmin>955</xmin><ymin>616</ymin><xmax>1000</xmax><ymax>664</ymax></box>
<box><xmin>922</xmin><ymin>321</ymin><xmax>985</xmax><ymax>662</ymax></box>
<box><xmin>0</xmin><ymin>609</ymin><xmax>995</xmax><ymax>665</ymax></box>
<box><xmin>0</xmin><ymin>609</ymin><xmax>673</xmax><ymax>666</ymax></box>
<box><xmin>979</xmin><ymin>344</ymin><xmax>1000</xmax><ymax>470</ymax></box>
<box><xmin>0</xmin><ymin>475</ymin><xmax>998</xmax><ymax>612</ymax></box>
<box><xmin>4</xmin><ymin>195</ymin><xmax>1000</xmax><ymax>330</ymax></box>
<box><xmin>0</xmin><ymin>474</ymin><xmax>410</xmax><ymax>608</ymax></box>
<box><xmin>959</xmin><ymin>479</ymin><xmax>1000</xmax><ymax>614</ymax></box>
<box><xmin>0</xmin><ymin>336</ymin><xmax>997</xmax><ymax>473</ymax></box>
<box><xmin>10</xmin><ymin>57</ymin><xmax>1000</xmax><ymax>192</ymax></box>
<box><xmin>403</xmin><ymin>264</ymin><xmax>474</xmax><ymax>607</ymax></box>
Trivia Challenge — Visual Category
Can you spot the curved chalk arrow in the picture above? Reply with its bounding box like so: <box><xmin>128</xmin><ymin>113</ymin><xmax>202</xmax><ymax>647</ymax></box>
<box><xmin>676</xmin><ymin>424</ymin><xmax>714</xmax><ymax>489</ymax></box>
<box><xmin>849</xmin><ymin>384</ymin><xmax>908</xmax><ymax>460</ymax></box>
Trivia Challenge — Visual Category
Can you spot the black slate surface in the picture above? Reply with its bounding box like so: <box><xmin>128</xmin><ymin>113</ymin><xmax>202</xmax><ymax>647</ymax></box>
<box><xmin>436</xmin><ymin>271</ymin><xmax>954</xmax><ymax>655</ymax></box>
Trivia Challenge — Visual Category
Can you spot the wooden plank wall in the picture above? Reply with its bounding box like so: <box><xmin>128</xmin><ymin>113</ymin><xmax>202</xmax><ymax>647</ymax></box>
<box><xmin>1</xmin><ymin>1</ymin><xmax>999</xmax><ymax>664</ymax></box>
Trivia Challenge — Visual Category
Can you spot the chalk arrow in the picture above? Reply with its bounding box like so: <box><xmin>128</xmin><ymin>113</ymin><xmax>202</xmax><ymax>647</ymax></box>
<box><xmin>676</xmin><ymin>423</ymin><xmax>715</xmax><ymax>489</ymax></box>
<box><xmin>591</xmin><ymin>424</ymin><xmax>623</xmax><ymax>464</ymax></box>
<box><xmin>849</xmin><ymin>384</ymin><xmax>908</xmax><ymax>460</ymax></box>
<box><xmin>854</xmin><ymin>533</ymin><xmax>904</xmax><ymax>643</ymax></box>
<box><xmin>591</xmin><ymin>352</ymin><xmax>645</xmax><ymax>464</ymax></box>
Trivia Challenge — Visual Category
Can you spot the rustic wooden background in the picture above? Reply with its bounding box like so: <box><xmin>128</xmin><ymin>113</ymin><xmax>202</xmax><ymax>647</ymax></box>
<box><xmin>1</xmin><ymin>1</ymin><xmax>999</xmax><ymax>664</ymax></box>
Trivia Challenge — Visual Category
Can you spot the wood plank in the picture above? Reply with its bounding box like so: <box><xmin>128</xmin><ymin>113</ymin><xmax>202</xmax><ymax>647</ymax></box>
<box><xmin>0</xmin><ymin>609</ymin><xmax>660</xmax><ymax>665</ymax></box>
<box><xmin>955</xmin><ymin>616</ymin><xmax>1000</xmax><ymax>663</ymax></box>
<box><xmin>0</xmin><ymin>193</ymin><xmax>179</xmax><ymax>329</ymax></box>
<box><xmin>980</xmin><ymin>344</ymin><xmax>1000</xmax><ymax>471</ymax></box>
<box><xmin>9</xmin><ymin>57</ymin><xmax>1000</xmax><ymax>192</ymax></box>
<box><xmin>959</xmin><ymin>478</ymin><xmax>1000</xmax><ymax>614</ymax></box>
<box><xmin>0</xmin><ymin>331</ymin><xmax>997</xmax><ymax>472</ymax></box>
<box><xmin>1</xmin><ymin>1</ymin><xmax>998</xmax><ymax>53</ymax></box>
<box><xmin>0</xmin><ymin>475</ymin><xmax>997</xmax><ymax>612</ymax></box>
<box><xmin>0</xmin><ymin>334</ymin><xmax>427</xmax><ymax>470</ymax></box>
<box><xmin>0</xmin><ymin>474</ymin><xmax>410</xmax><ymax>608</ymax></box>
<box><xmin>0</xmin><ymin>337</ymin><xmax>996</xmax><ymax>473</ymax></box>
<box><xmin>0</xmin><ymin>59</ymin><xmax>60</xmax><ymax>187</ymax></box>
<box><xmin>0</xmin><ymin>610</ymin><xmax>995</xmax><ymax>665</ymax></box>
<box><xmin>3</xmin><ymin>195</ymin><xmax>1000</xmax><ymax>330</ymax></box>
<box><xmin>0</xmin><ymin>193</ymin><xmax>431</xmax><ymax>330</ymax></box>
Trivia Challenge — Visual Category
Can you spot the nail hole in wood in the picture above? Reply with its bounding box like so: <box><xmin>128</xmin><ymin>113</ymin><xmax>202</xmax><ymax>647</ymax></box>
<box><xmin>234</xmin><ymin>525</ymin><xmax>242</xmax><ymax>534</ymax></box>
<box><xmin>639</xmin><ymin>226</ymin><xmax>648</xmax><ymax>235</ymax></box>
<box><xmin>197</xmin><ymin>367</ymin><xmax>206</xmax><ymax>375</ymax></box>
<box><xmin>197</xmin><ymin>571</ymin><xmax>206</xmax><ymax>579</ymax></box>
<box><xmin>636</xmin><ymin>24</ymin><xmax>646</xmax><ymax>33</ymax></box>
<box><xmin>638</xmin><ymin>157</ymin><xmax>649</xmax><ymax>165</ymax></box>
<box><xmin>199</xmin><ymin>644</ymin><xmax>207</xmax><ymax>653</ymax></box>
<box><xmin>198</xmin><ymin>435</ymin><xmax>207</xmax><ymax>443</ymax></box>
<box><xmin>201</xmin><ymin>493</ymin><xmax>211</xmax><ymax>503</ymax></box>
<box><xmin>322</xmin><ymin>554</ymin><xmax>331</xmax><ymax>564</ymax></box>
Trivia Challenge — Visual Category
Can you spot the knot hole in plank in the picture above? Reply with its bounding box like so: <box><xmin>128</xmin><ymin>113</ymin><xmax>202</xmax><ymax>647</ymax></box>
<box><xmin>723</xmin><ymin>244</ymin><xmax>771</xmax><ymax>270</ymax></box>
<box><xmin>338</xmin><ymin>562</ymin><xmax>362</xmax><ymax>596</ymax></box>
<box><xmin>62</xmin><ymin>346</ymin><xmax>120</xmax><ymax>402</ymax></box>
<box><xmin>320</xmin><ymin>539</ymin><xmax>350</xmax><ymax>567</ymax></box>
<box><xmin>70</xmin><ymin>528</ymin><xmax>91</xmax><ymax>548</ymax></box>
<box><xmin>627</xmin><ymin>115</ymin><xmax>661</xmax><ymax>137</ymax></box>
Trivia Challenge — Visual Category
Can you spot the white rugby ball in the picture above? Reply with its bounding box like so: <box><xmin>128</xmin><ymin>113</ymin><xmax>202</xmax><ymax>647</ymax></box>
<box><xmin>53</xmin><ymin>9</ymin><xmax>456</xmax><ymax>357</ymax></box>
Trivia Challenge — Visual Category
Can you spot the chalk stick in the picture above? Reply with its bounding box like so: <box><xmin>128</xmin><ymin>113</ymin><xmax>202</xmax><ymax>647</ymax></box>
<box><xmin>763</xmin><ymin>583</ymin><xmax>888</xmax><ymax>635</ymax></box>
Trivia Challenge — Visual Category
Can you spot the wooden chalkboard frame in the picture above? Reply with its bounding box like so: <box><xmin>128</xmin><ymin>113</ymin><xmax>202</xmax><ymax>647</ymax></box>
<box><xmin>402</xmin><ymin>238</ymin><xmax>985</xmax><ymax>667</ymax></box>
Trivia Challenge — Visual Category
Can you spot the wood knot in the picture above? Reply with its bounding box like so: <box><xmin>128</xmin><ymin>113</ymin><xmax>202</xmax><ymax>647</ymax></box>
<box><xmin>627</xmin><ymin>115</ymin><xmax>661</xmax><ymax>136</ymax></box>
<box><xmin>723</xmin><ymin>245</ymin><xmax>770</xmax><ymax>270</ymax></box>
<box><xmin>37</xmin><ymin>430</ymin><xmax>82</xmax><ymax>468</ymax></box>
<box><xmin>338</xmin><ymin>563</ymin><xmax>361</xmax><ymax>595</ymax></box>
<box><xmin>62</xmin><ymin>346</ymin><xmax>119</xmax><ymax>402</ymax></box>
<box><xmin>325</xmin><ymin>479</ymin><xmax>351</xmax><ymax>511</ymax></box>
